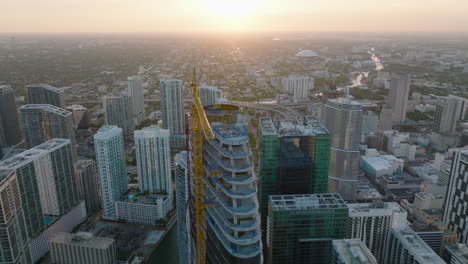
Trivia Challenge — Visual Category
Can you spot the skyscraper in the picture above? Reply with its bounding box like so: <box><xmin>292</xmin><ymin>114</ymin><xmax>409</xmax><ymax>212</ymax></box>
<box><xmin>282</xmin><ymin>76</ymin><xmax>313</xmax><ymax>103</ymax></box>
<box><xmin>175</xmin><ymin>151</ymin><xmax>190</xmax><ymax>264</ymax></box>
<box><xmin>347</xmin><ymin>201</ymin><xmax>407</xmax><ymax>263</ymax></box>
<box><xmin>384</xmin><ymin>226</ymin><xmax>445</xmax><ymax>264</ymax></box>
<box><xmin>200</xmin><ymin>104</ymin><xmax>262</xmax><ymax>263</ymax></box>
<box><xmin>103</xmin><ymin>94</ymin><xmax>134</xmax><ymax>135</ymax></box>
<box><xmin>0</xmin><ymin>85</ymin><xmax>22</xmax><ymax>146</ymax></box>
<box><xmin>267</xmin><ymin>193</ymin><xmax>348</xmax><ymax>264</ymax></box>
<box><xmin>443</xmin><ymin>147</ymin><xmax>468</xmax><ymax>244</ymax></box>
<box><xmin>94</xmin><ymin>126</ymin><xmax>128</xmax><ymax>221</ymax></box>
<box><xmin>75</xmin><ymin>160</ymin><xmax>101</xmax><ymax>214</ymax></box>
<box><xmin>160</xmin><ymin>79</ymin><xmax>185</xmax><ymax>148</ymax></box>
<box><xmin>26</xmin><ymin>84</ymin><xmax>65</xmax><ymax>108</ymax></box>
<box><xmin>324</xmin><ymin>98</ymin><xmax>363</xmax><ymax>200</ymax></box>
<box><xmin>134</xmin><ymin>126</ymin><xmax>171</xmax><ymax>194</ymax></box>
<box><xmin>0</xmin><ymin>170</ymin><xmax>32</xmax><ymax>264</ymax></box>
<box><xmin>198</xmin><ymin>85</ymin><xmax>222</xmax><ymax>106</ymax></box>
<box><xmin>258</xmin><ymin>116</ymin><xmax>330</xmax><ymax>240</ymax></box>
<box><xmin>128</xmin><ymin>76</ymin><xmax>145</xmax><ymax>126</ymax></box>
<box><xmin>19</xmin><ymin>104</ymin><xmax>76</xmax><ymax>152</ymax></box>
<box><xmin>378</xmin><ymin>105</ymin><xmax>393</xmax><ymax>131</ymax></box>
<box><xmin>433</xmin><ymin>97</ymin><xmax>462</xmax><ymax>133</ymax></box>
<box><xmin>387</xmin><ymin>73</ymin><xmax>410</xmax><ymax>123</ymax></box>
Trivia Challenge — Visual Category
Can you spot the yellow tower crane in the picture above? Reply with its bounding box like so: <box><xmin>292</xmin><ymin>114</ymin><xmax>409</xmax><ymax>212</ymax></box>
<box><xmin>190</xmin><ymin>68</ymin><xmax>215</xmax><ymax>264</ymax></box>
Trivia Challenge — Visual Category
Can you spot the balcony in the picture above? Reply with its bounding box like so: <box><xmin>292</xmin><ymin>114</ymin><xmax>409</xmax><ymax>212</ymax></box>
<box><xmin>205</xmin><ymin>182</ymin><xmax>258</xmax><ymax>216</ymax></box>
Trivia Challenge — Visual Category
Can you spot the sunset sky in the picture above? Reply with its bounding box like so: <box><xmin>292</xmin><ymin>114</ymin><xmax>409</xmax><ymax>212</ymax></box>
<box><xmin>2</xmin><ymin>0</ymin><xmax>468</xmax><ymax>33</ymax></box>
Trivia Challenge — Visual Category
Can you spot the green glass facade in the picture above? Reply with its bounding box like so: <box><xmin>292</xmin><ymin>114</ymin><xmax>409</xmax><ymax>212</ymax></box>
<box><xmin>267</xmin><ymin>194</ymin><xmax>348</xmax><ymax>264</ymax></box>
<box><xmin>258</xmin><ymin>116</ymin><xmax>331</xmax><ymax>245</ymax></box>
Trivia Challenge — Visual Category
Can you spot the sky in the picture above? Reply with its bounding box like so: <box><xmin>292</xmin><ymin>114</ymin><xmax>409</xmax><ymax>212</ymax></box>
<box><xmin>2</xmin><ymin>0</ymin><xmax>468</xmax><ymax>33</ymax></box>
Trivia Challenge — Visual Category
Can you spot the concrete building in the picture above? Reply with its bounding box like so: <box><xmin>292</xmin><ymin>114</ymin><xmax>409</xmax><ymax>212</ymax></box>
<box><xmin>0</xmin><ymin>85</ymin><xmax>22</xmax><ymax>146</ymax></box>
<box><xmin>66</xmin><ymin>104</ymin><xmax>90</xmax><ymax>129</ymax></box>
<box><xmin>385</xmin><ymin>131</ymin><xmax>416</xmax><ymax>161</ymax></box>
<box><xmin>347</xmin><ymin>201</ymin><xmax>407</xmax><ymax>263</ymax></box>
<box><xmin>0</xmin><ymin>170</ymin><xmax>32</xmax><ymax>264</ymax></box>
<box><xmin>94</xmin><ymin>126</ymin><xmax>128</xmax><ymax>221</ymax></box>
<box><xmin>199</xmin><ymin>85</ymin><xmax>222</xmax><ymax>106</ymax></box>
<box><xmin>160</xmin><ymin>79</ymin><xmax>185</xmax><ymax>148</ymax></box>
<box><xmin>384</xmin><ymin>226</ymin><xmax>445</xmax><ymax>264</ymax></box>
<box><xmin>362</xmin><ymin>111</ymin><xmax>378</xmax><ymax>140</ymax></box>
<box><xmin>378</xmin><ymin>105</ymin><xmax>393</xmax><ymax>131</ymax></box>
<box><xmin>282</xmin><ymin>76</ymin><xmax>313</xmax><ymax>103</ymax></box>
<box><xmin>331</xmin><ymin>239</ymin><xmax>377</xmax><ymax>264</ymax></box>
<box><xmin>134</xmin><ymin>126</ymin><xmax>171</xmax><ymax>194</ymax></box>
<box><xmin>201</xmin><ymin>104</ymin><xmax>262</xmax><ymax>263</ymax></box>
<box><xmin>75</xmin><ymin>160</ymin><xmax>101</xmax><ymax>214</ymax></box>
<box><xmin>114</xmin><ymin>192</ymin><xmax>172</xmax><ymax>225</ymax></box>
<box><xmin>103</xmin><ymin>94</ymin><xmax>134</xmax><ymax>135</ymax></box>
<box><xmin>387</xmin><ymin>73</ymin><xmax>410</xmax><ymax>123</ymax></box>
<box><xmin>128</xmin><ymin>76</ymin><xmax>145</xmax><ymax>126</ymax></box>
<box><xmin>360</xmin><ymin>153</ymin><xmax>404</xmax><ymax>179</ymax></box>
<box><xmin>443</xmin><ymin>147</ymin><xmax>468</xmax><ymax>244</ymax></box>
<box><xmin>268</xmin><ymin>193</ymin><xmax>348</xmax><ymax>264</ymax></box>
<box><xmin>49</xmin><ymin>232</ymin><xmax>116</xmax><ymax>264</ymax></box>
<box><xmin>443</xmin><ymin>243</ymin><xmax>468</xmax><ymax>264</ymax></box>
<box><xmin>258</xmin><ymin>116</ymin><xmax>330</xmax><ymax>240</ymax></box>
<box><xmin>26</xmin><ymin>84</ymin><xmax>65</xmax><ymax>108</ymax></box>
<box><xmin>324</xmin><ymin>98</ymin><xmax>363</xmax><ymax>200</ymax></box>
<box><xmin>175</xmin><ymin>151</ymin><xmax>190</xmax><ymax>264</ymax></box>
<box><xmin>19</xmin><ymin>105</ymin><xmax>76</xmax><ymax>154</ymax></box>
<box><xmin>433</xmin><ymin>97</ymin><xmax>462</xmax><ymax>133</ymax></box>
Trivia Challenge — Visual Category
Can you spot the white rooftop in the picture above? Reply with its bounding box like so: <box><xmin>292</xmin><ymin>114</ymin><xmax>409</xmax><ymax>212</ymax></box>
<box><xmin>295</xmin><ymin>50</ymin><xmax>318</xmax><ymax>57</ymax></box>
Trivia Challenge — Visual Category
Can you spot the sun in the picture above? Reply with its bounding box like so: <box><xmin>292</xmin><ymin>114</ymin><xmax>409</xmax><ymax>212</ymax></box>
<box><xmin>204</xmin><ymin>0</ymin><xmax>264</xmax><ymax>19</ymax></box>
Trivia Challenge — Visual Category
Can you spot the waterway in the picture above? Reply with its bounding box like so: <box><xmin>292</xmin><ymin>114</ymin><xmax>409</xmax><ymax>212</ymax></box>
<box><xmin>350</xmin><ymin>48</ymin><xmax>384</xmax><ymax>88</ymax></box>
<box><xmin>146</xmin><ymin>225</ymin><xmax>179</xmax><ymax>263</ymax></box>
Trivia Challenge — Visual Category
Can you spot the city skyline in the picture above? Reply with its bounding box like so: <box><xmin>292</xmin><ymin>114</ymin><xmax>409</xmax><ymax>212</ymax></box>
<box><xmin>2</xmin><ymin>0</ymin><xmax>468</xmax><ymax>33</ymax></box>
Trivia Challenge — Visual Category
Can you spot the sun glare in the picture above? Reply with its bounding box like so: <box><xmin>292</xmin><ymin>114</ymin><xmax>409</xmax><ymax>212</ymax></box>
<box><xmin>204</xmin><ymin>0</ymin><xmax>264</xmax><ymax>19</ymax></box>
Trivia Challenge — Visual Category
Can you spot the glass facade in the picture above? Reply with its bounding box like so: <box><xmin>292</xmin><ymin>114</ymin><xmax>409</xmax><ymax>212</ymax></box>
<box><xmin>26</xmin><ymin>84</ymin><xmax>65</xmax><ymax>108</ymax></box>
<box><xmin>267</xmin><ymin>194</ymin><xmax>348</xmax><ymax>264</ymax></box>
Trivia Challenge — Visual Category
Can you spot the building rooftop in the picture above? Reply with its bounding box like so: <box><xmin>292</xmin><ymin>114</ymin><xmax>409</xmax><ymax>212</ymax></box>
<box><xmin>259</xmin><ymin>116</ymin><xmax>329</xmax><ymax>137</ymax></box>
<box><xmin>270</xmin><ymin>193</ymin><xmax>346</xmax><ymax>211</ymax></box>
<box><xmin>50</xmin><ymin>232</ymin><xmax>114</xmax><ymax>250</ymax></box>
<box><xmin>295</xmin><ymin>50</ymin><xmax>318</xmax><ymax>57</ymax></box>
<box><xmin>445</xmin><ymin>243</ymin><xmax>468</xmax><ymax>263</ymax></box>
<box><xmin>0</xmin><ymin>139</ymin><xmax>71</xmax><ymax>170</ymax></box>
<box><xmin>134</xmin><ymin>125</ymin><xmax>170</xmax><ymax>138</ymax></box>
<box><xmin>94</xmin><ymin>126</ymin><xmax>122</xmax><ymax>140</ymax></box>
<box><xmin>393</xmin><ymin>227</ymin><xmax>445</xmax><ymax>264</ymax></box>
<box><xmin>332</xmin><ymin>239</ymin><xmax>377</xmax><ymax>264</ymax></box>
<box><xmin>347</xmin><ymin>201</ymin><xmax>406</xmax><ymax>217</ymax></box>
<box><xmin>326</xmin><ymin>98</ymin><xmax>363</xmax><ymax>110</ymax></box>
<box><xmin>19</xmin><ymin>104</ymin><xmax>71</xmax><ymax>117</ymax></box>
<box><xmin>26</xmin><ymin>84</ymin><xmax>64</xmax><ymax>93</ymax></box>
<box><xmin>118</xmin><ymin>190</ymin><xmax>168</xmax><ymax>205</ymax></box>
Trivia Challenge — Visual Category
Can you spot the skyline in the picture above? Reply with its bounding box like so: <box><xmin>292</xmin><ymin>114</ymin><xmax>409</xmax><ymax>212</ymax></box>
<box><xmin>2</xmin><ymin>0</ymin><xmax>468</xmax><ymax>33</ymax></box>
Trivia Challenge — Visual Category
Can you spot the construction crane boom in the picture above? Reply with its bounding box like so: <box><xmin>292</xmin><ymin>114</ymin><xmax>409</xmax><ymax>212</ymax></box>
<box><xmin>190</xmin><ymin>68</ymin><xmax>215</xmax><ymax>264</ymax></box>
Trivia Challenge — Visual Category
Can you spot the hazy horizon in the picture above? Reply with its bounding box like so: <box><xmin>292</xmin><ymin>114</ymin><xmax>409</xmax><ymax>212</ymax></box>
<box><xmin>3</xmin><ymin>0</ymin><xmax>468</xmax><ymax>33</ymax></box>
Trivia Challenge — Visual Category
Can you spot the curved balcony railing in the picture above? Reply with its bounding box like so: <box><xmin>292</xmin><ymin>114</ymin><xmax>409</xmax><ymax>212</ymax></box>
<box><xmin>205</xmin><ymin>182</ymin><xmax>258</xmax><ymax>216</ymax></box>
<box><xmin>207</xmin><ymin>139</ymin><xmax>251</xmax><ymax>158</ymax></box>
<box><xmin>206</xmin><ymin>209</ymin><xmax>260</xmax><ymax>245</ymax></box>
<box><xmin>204</xmin><ymin>145</ymin><xmax>252</xmax><ymax>173</ymax></box>
<box><xmin>206</xmin><ymin>206</ymin><xmax>258</xmax><ymax>232</ymax></box>
<box><xmin>214</xmin><ymin>179</ymin><xmax>256</xmax><ymax>199</ymax></box>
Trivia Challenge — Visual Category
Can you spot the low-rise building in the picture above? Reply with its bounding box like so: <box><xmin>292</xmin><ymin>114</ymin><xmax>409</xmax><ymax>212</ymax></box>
<box><xmin>115</xmin><ymin>191</ymin><xmax>172</xmax><ymax>226</ymax></box>
<box><xmin>331</xmin><ymin>239</ymin><xmax>377</xmax><ymax>264</ymax></box>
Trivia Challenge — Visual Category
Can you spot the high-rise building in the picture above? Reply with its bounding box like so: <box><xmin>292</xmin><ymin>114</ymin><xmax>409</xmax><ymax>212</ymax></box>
<box><xmin>258</xmin><ymin>116</ymin><xmax>330</xmax><ymax>240</ymax></box>
<box><xmin>94</xmin><ymin>126</ymin><xmax>128</xmax><ymax>221</ymax></box>
<box><xmin>103</xmin><ymin>94</ymin><xmax>134</xmax><ymax>135</ymax></box>
<box><xmin>66</xmin><ymin>104</ymin><xmax>90</xmax><ymax>129</ymax></box>
<box><xmin>384</xmin><ymin>226</ymin><xmax>445</xmax><ymax>264</ymax></box>
<box><xmin>387</xmin><ymin>73</ymin><xmax>410</xmax><ymax>123</ymax></box>
<box><xmin>134</xmin><ymin>126</ymin><xmax>171</xmax><ymax>194</ymax></box>
<box><xmin>128</xmin><ymin>76</ymin><xmax>145</xmax><ymax>126</ymax></box>
<box><xmin>282</xmin><ymin>76</ymin><xmax>313</xmax><ymax>103</ymax></box>
<box><xmin>49</xmin><ymin>232</ymin><xmax>116</xmax><ymax>264</ymax></box>
<box><xmin>330</xmin><ymin>239</ymin><xmax>377</xmax><ymax>264</ymax></box>
<box><xmin>26</xmin><ymin>84</ymin><xmax>65</xmax><ymax>108</ymax></box>
<box><xmin>267</xmin><ymin>193</ymin><xmax>348</xmax><ymax>264</ymax></box>
<box><xmin>0</xmin><ymin>85</ymin><xmax>22</xmax><ymax>146</ymax></box>
<box><xmin>75</xmin><ymin>160</ymin><xmax>101</xmax><ymax>214</ymax></box>
<box><xmin>198</xmin><ymin>85</ymin><xmax>222</xmax><ymax>106</ymax></box>
<box><xmin>433</xmin><ymin>97</ymin><xmax>462</xmax><ymax>133</ymax></box>
<box><xmin>324</xmin><ymin>98</ymin><xmax>363</xmax><ymax>200</ymax></box>
<box><xmin>347</xmin><ymin>201</ymin><xmax>407</xmax><ymax>263</ymax></box>
<box><xmin>362</xmin><ymin>111</ymin><xmax>378</xmax><ymax>139</ymax></box>
<box><xmin>175</xmin><ymin>151</ymin><xmax>190</xmax><ymax>264</ymax></box>
<box><xmin>19</xmin><ymin>104</ymin><xmax>76</xmax><ymax>154</ymax></box>
<box><xmin>200</xmin><ymin>104</ymin><xmax>262</xmax><ymax>263</ymax></box>
<box><xmin>378</xmin><ymin>105</ymin><xmax>393</xmax><ymax>131</ymax></box>
<box><xmin>0</xmin><ymin>169</ymin><xmax>32</xmax><ymax>264</ymax></box>
<box><xmin>443</xmin><ymin>147</ymin><xmax>468</xmax><ymax>244</ymax></box>
<box><xmin>443</xmin><ymin>243</ymin><xmax>468</xmax><ymax>264</ymax></box>
<box><xmin>160</xmin><ymin>79</ymin><xmax>185</xmax><ymax>148</ymax></box>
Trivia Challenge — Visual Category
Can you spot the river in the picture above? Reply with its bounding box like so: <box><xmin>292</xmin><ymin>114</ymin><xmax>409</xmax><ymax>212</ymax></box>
<box><xmin>146</xmin><ymin>225</ymin><xmax>179</xmax><ymax>263</ymax></box>
<box><xmin>350</xmin><ymin>48</ymin><xmax>384</xmax><ymax>88</ymax></box>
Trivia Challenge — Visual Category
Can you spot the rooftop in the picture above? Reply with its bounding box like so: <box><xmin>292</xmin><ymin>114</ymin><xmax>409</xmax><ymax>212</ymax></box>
<box><xmin>19</xmin><ymin>104</ymin><xmax>72</xmax><ymax>117</ymax></box>
<box><xmin>134</xmin><ymin>125</ymin><xmax>170</xmax><ymax>138</ymax></box>
<box><xmin>393</xmin><ymin>227</ymin><xmax>445</xmax><ymax>264</ymax></box>
<box><xmin>347</xmin><ymin>201</ymin><xmax>406</xmax><ymax>217</ymax></box>
<box><xmin>445</xmin><ymin>243</ymin><xmax>468</xmax><ymax>262</ymax></box>
<box><xmin>295</xmin><ymin>50</ymin><xmax>318</xmax><ymax>57</ymax></box>
<box><xmin>270</xmin><ymin>193</ymin><xmax>347</xmax><ymax>211</ymax></box>
<box><xmin>332</xmin><ymin>239</ymin><xmax>377</xmax><ymax>264</ymax></box>
<box><xmin>326</xmin><ymin>98</ymin><xmax>363</xmax><ymax>111</ymax></box>
<box><xmin>259</xmin><ymin>116</ymin><xmax>329</xmax><ymax>137</ymax></box>
<box><xmin>118</xmin><ymin>190</ymin><xmax>168</xmax><ymax>205</ymax></box>
<box><xmin>50</xmin><ymin>232</ymin><xmax>114</xmax><ymax>250</ymax></box>
<box><xmin>26</xmin><ymin>84</ymin><xmax>64</xmax><ymax>93</ymax></box>
<box><xmin>94</xmin><ymin>126</ymin><xmax>122</xmax><ymax>140</ymax></box>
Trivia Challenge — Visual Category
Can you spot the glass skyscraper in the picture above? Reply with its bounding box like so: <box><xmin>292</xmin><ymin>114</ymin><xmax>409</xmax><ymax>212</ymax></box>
<box><xmin>103</xmin><ymin>94</ymin><xmax>134</xmax><ymax>135</ymax></box>
<box><xmin>128</xmin><ymin>76</ymin><xmax>145</xmax><ymax>126</ymax></box>
<box><xmin>160</xmin><ymin>79</ymin><xmax>185</xmax><ymax>148</ymax></box>
<box><xmin>26</xmin><ymin>84</ymin><xmax>65</xmax><ymax>108</ymax></box>
<box><xmin>0</xmin><ymin>85</ymin><xmax>22</xmax><ymax>147</ymax></box>
<box><xmin>94</xmin><ymin>126</ymin><xmax>128</xmax><ymax>221</ymax></box>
